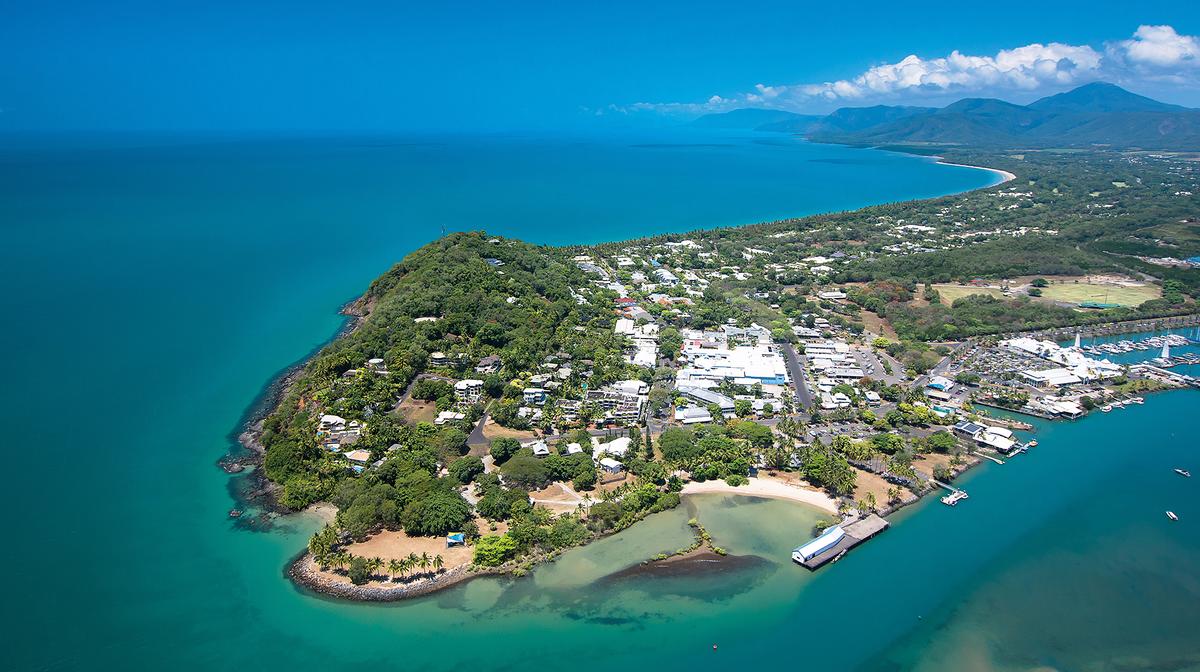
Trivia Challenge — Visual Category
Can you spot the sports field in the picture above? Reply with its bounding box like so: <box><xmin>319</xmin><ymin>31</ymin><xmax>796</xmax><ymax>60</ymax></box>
<box><xmin>1039</xmin><ymin>282</ymin><xmax>1160</xmax><ymax>306</ymax></box>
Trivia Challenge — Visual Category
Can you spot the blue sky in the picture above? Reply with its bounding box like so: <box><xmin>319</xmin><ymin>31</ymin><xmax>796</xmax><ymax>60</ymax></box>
<box><xmin>2</xmin><ymin>0</ymin><xmax>1198</xmax><ymax>131</ymax></box>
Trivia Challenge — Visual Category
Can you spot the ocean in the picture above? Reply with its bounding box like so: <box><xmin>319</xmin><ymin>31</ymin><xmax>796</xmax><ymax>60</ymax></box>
<box><xmin>4</xmin><ymin>130</ymin><xmax>1196</xmax><ymax>672</ymax></box>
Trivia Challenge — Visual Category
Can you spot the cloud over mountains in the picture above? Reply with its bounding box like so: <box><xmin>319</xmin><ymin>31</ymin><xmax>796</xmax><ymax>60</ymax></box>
<box><xmin>623</xmin><ymin>25</ymin><xmax>1200</xmax><ymax>115</ymax></box>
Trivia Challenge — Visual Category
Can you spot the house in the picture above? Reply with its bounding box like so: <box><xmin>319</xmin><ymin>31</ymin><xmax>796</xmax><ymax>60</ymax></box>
<box><xmin>817</xmin><ymin>290</ymin><xmax>847</xmax><ymax>300</ymax></box>
<box><xmin>653</xmin><ymin>268</ymin><xmax>679</xmax><ymax>286</ymax></box>
<box><xmin>565</xmin><ymin>443</ymin><xmax>585</xmax><ymax>455</ymax></box>
<box><xmin>475</xmin><ymin>355</ymin><xmax>502</xmax><ymax>374</ymax></box>
<box><xmin>865</xmin><ymin>391</ymin><xmax>882</xmax><ymax>405</ymax></box>
<box><xmin>526</xmin><ymin>440</ymin><xmax>551</xmax><ymax>457</ymax></box>
<box><xmin>343</xmin><ymin>449</ymin><xmax>371</xmax><ymax>464</ymax></box>
<box><xmin>523</xmin><ymin>387</ymin><xmax>548</xmax><ymax>405</ymax></box>
<box><xmin>319</xmin><ymin>414</ymin><xmax>347</xmax><ymax>431</ymax></box>
<box><xmin>592</xmin><ymin>436</ymin><xmax>631</xmax><ymax>459</ymax></box>
<box><xmin>454</xmin><ymin>379</ymin><xmax>484</xmax><ymax>403</ymax></box>
<box><xmin>435</xmin><ymin>410</ymin><xmax>465</xmax><ymax>425</ymax></box>
<box><xmin>430</xmin><ymin>351</ymin><xmax>450</xmax><ymax>367</ymax></box>
<box><xmin>599</xmin><ymin>457</ymin><xmax>624</xmax><ymax>474</ymax></box>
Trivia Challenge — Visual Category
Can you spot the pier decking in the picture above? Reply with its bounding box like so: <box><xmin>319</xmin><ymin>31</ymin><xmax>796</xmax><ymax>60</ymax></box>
<box><xmin>794</xmin><ymin>514</ymin><xmax>890</xmax><ymax>571</ymax></box>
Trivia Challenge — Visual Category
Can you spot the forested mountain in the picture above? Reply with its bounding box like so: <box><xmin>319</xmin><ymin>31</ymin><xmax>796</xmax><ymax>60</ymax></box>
<box><xmin>691</xmin><ymin>83</ymin><xmax>1200</xmax><ymax>149</ymax></box>
<box><xmin>688</xmin><ymin>108</ymin><xmax>821</xmax><ymax>130</ymax></box>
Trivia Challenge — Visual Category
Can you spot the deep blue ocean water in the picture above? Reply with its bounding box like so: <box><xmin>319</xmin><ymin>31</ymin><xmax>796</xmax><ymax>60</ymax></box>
<box><xmin>4</xmin><ymin>130</ymin><xmax>1197</xmax><ymax>672</ymax></box>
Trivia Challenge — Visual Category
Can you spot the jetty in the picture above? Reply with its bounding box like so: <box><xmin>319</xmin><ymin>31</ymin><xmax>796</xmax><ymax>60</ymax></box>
<box><xmin>933</xmin><ymin>480</ymin><xmax>970</xmax><ymax>506</ymax></box>
<box><xmin>793</xmin><ymin>514</ymin><xmax>890</xmax><ymax>571</ymax></box>
<box><xmin>972</xmin><ymin>451</ymin><xmax>1005</xmax><ymax>465</ymax></box>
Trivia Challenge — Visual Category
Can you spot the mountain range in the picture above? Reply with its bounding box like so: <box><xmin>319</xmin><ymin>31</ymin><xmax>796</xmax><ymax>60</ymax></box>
<box><xmin>692</xmin><ymin>83</ymin><xmax>1200</xmax><ymax>150</ymax></box>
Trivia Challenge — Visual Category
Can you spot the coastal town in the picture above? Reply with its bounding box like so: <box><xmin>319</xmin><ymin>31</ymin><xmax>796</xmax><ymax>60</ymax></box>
<box><xmin>241</xmin><ymin>149</ymin><xmax>1200</xmax><ymax>600</ymax></box>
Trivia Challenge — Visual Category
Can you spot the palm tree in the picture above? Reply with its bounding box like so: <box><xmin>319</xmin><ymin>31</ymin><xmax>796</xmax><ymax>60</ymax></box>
<box><xmin>388</xmin><ymin>558</ymin><xmax>402</xmax><ymax>582</ymax></box>
<box><xmin>368</xmin><ymin>556</ymin><xmax>384</xmax><ymax>579</ymax></box>
<box><xmin>432</xmin><ymin>554</ymin><xmax>445</xmax><ymax>573</ymax></box>
<box><xmin>407</xmin><ymin>552</ymin><xmax>420</xmax><ymax>574</ymax></box>
<box><xmin>419</xmin><ymin>552</ymin><xmax>432</xmax><ymax>575</ymax></box>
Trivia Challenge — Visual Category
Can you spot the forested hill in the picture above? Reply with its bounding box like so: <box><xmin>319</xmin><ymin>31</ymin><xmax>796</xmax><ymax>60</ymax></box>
<box><xmin>258</xmin><ymin>232</ymin><xmax>632</xmax><ymax>509</ymax></box>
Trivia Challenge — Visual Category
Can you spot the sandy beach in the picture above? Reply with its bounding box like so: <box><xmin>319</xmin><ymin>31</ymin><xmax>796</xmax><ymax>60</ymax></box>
<box><xmin>935</xmin><ymin>159</ymin><xmax>1016</xmax><ymax>184</ymax></box>
<box><xmin>681</xmin><ymin>476</ymin><xmax>839</xmax><ymax>514</ymax></box>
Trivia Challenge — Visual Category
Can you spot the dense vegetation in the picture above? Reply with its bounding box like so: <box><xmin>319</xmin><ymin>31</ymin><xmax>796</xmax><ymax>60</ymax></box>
<box><xmin>260</xmin><ymin>232</ymin><xmax>630</xmax><ymax>509</ymax></box>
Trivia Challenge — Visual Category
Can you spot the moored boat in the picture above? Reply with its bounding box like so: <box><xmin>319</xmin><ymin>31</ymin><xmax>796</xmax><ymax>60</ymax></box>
<box><xmin>1166</xmin><ymin>511</ymin><xmax>1179</xmax><ymax>521</ymax></box>
<box><xmin>1175</xmin><ymin>468</ymin><xmax>1191</xmax><ymax>478</ymax></box>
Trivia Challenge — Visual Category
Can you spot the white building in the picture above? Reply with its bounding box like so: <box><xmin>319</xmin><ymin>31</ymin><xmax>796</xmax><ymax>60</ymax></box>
<box><xmin>454</xmin><ymin>379</ymin><xmax>484</xmax><ymax>403</ymax></box>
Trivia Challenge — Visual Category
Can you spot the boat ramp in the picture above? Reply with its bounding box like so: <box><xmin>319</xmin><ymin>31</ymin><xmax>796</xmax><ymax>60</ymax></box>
<box><xmin>793</xmin><ymin>514</ymin><xmax>890</xmax><ymax>571</ymax></box>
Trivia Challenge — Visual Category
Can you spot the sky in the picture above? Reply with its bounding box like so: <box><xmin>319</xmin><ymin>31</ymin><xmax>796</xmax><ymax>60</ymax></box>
<box><xmin>1</xmin><ymin>0</ymin><xmax>1199</xmax><ymax>132</ymax></box>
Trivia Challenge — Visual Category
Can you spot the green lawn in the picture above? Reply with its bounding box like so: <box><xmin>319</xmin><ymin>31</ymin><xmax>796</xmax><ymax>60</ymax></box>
<box><xmin>933</xmin><ymin>284</ymin><xmax>1009</xmax><ymax>304</ymax></box>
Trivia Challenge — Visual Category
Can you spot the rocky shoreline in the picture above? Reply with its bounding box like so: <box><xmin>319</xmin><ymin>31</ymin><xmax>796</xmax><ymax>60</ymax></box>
<box><xmin>287</xmin><ymin>552</ymin><xmax>495</xmax><ymax>602</ymax></box>
<box><xmin>226</xmin><ymin>298</ymin><xmax>369</xmax><ymax>512</ymax></box>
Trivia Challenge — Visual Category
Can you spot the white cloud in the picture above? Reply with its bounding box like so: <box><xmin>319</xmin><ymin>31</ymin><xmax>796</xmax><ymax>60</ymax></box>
<box><xmin>623</xmin><ymin>25</ymin><xmax>1199</xmax><ymax>115</ymax></box>
<box><xmin>1111</xmin><ymin>25</ymin><xmax>1199</xmax><ymax>69</ymax></box>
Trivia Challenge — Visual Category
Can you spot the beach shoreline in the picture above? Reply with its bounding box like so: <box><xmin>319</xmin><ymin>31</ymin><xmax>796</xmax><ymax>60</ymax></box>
<box><xmin>934</xmin><ymin>158</ymin><xmax>1017</xmax><ymax>185</ymax></box>
<box><xmin>681</xmin><ymin>477</ymin><xmax>840</xmax><ymax>514</ymax></box>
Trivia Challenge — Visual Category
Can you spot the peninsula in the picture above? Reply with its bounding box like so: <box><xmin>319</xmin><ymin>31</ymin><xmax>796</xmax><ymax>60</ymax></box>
<box><xmin>238</xmin><ymin>88</ymin><xmax>1200</xmax><ymax>600</ymax></box>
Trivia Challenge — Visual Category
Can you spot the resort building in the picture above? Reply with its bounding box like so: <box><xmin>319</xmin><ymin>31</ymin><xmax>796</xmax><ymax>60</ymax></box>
<box><xmin>585</xmin><ymin>380</ymin><xmax>648</xmax><ymax>423</ymax></box>
<box><xmin>616</xmin><ymin>318</ymin><xmax>660</xmax><ymax>368</ymax></box>
<box><xmin>952</xmin><ymin>420</ymin><xmax>1018</xmax><ymax>453</ymax></box>
<box><xmin>454</xmin><ymin>379</ymin><xmax>484</xmax><ymax>403</ymax></box>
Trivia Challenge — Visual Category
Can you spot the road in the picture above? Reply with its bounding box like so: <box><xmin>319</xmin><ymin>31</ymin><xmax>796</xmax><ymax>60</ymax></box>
<box><xmin>781</xmin><ymin>343</ymin><xmax>814</xmax><ymax>409</ymax></box>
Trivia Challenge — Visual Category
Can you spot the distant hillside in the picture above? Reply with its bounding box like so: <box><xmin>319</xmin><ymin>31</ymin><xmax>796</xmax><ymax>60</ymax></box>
<box><xmin>797</xmin><ymin>104</ymin><xmax>936</xmax><ymax>135</ymax></box>
<box><xmin>689</xmin><ymin>108</ymin><xmax>821</xmax><ymax>130</ymax></box>
<box><xmin>798</xmin><ymin>83</ymin><xmax>1200</xmax><ymax>150</ymax></box>
<box><xmin>1028</xmin><ymin>82</ymin><xmax>1186</xmax><ymax>114</ymax></box>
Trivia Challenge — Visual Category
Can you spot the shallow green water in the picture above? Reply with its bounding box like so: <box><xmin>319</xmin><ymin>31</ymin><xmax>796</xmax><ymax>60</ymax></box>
<box><xmin>7</xmin><ymin>131</ymin><xmax>1199</xmax><ymax>671</ymax></box>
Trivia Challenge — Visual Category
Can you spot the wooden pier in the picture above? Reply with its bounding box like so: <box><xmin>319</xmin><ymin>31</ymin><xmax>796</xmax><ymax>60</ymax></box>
<box><xmin>795</xmin><ymin>514</ymin><xmax>890</xmax><ymax>571</ymax></box>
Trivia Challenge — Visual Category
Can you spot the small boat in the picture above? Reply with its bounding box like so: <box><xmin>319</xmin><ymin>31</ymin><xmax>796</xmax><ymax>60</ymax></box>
<box><xmin>1101</xmin><ymin>405</ymin><xmax>1113</xmax><ymax>413</ymax></box>
<box><xmin>1166</xmin><ymin>511</ymin><xmax>1179</xmax><ymax>521</ymax></box>
<box><xmin>1028</xmin><ymin>440</ymin><xmax>1039</xmax><ymax>447</ymax></box>
<box><xmin>1175</xmin><ymin>469</ymin><xmax>1191</xmax><ymax>478</ymax></box>
<box><xmin>228</xmin><ymin>509</ymin><xmax>243</xmax><ymax>518</ymax></box>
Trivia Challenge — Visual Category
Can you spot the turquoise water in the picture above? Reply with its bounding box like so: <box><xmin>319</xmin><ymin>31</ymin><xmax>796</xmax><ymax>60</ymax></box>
<box><xmin>7</xmin><ymin>131</ymin><xmax>1197</xmax><ymax>671</ymax></box>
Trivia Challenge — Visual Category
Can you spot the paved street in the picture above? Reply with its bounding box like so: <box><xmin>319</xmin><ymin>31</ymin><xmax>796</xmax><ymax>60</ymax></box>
<box><xmin>781</xmin><ymin>343</ymin><xmax>814</xmax><ymax>409</ymax></box>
